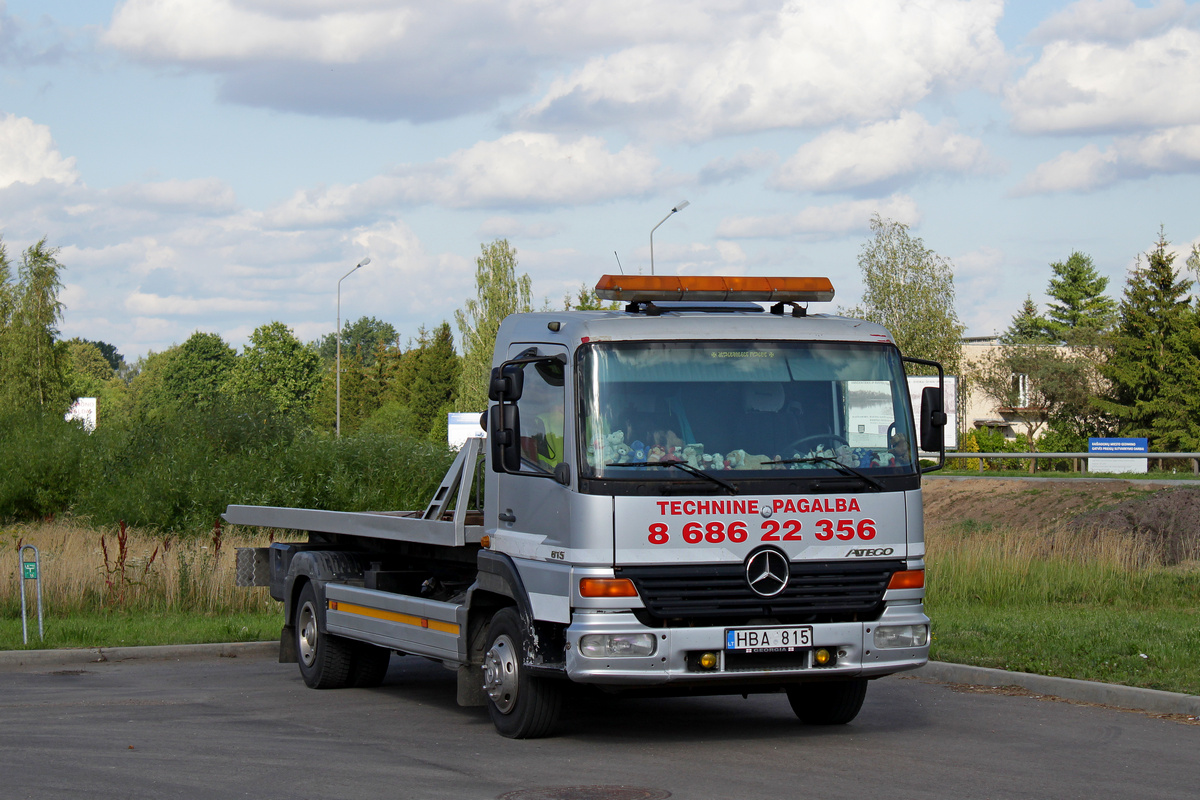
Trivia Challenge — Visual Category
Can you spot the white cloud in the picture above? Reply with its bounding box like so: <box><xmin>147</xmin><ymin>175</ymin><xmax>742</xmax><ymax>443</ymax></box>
<box><xmin>1008</xmin><ymin>26</ymin><xmax>1200</xmax><ymax>134</ymax></box>
<box><xmin>1030</xmin><ymin>0</ymin><xmax>1192</xmax><ymax>45</ymax></box>
<box><xmin>102</xmin><ymin>0</ymin><xmax>773</xmax><ymax>122</ymax></box>
<box><xmin>0</xmin><ymin>114</ymin><xmax>79</xmax><ymax>189</ymax></box>
<box><xmin>1016</xmin><ymin>125</ymin><xmax>1200</xmax><ymax>193</ymax></box>
<box><xmin>518</xmin><ymin>0</ymin><xmax>1007</xmax><ymax>139</ymax></box>
<box><xmin>104</xmin><ymin>1</ymin><xmax>1007</xmax><ymax>131</ymax></box>
<box><xmin>716</xmin><ymin>195</ymin><xmax>921</xmax><ymax>238</ymax></box>
<box><xmin>699</xmin><ymin>149</ymin><xmax>778</xmax><ymax>185</ymax></box>
<box><xmin>477</xmin><ymin>217</ymin><xmax>563</xmax><ymax>240</ymax></box>
<box><xmin>771</xmin><ymin>112</ymin><xmax>992</xmax><ymax>194</ymax></box>
<box><xmin>265</xmin><ymin>132</ymin><xmax>663</xmax><ymax>226</ymax></box>
<box><xmin>105</xmin><ymin>0</ymin><xmax>416</xmax><ymax>63</ymax></box>
<box><xmin>110</xmin><ymin>178</ymin><xmax>238</xmax><ymax>213</ymax></box>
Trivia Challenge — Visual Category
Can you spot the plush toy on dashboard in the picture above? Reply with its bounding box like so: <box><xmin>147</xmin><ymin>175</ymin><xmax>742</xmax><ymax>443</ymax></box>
<box><xmin>630</xmin><ymin>440</ymin><xmax>647</xmax><ymax>462</ymax></box>
<box><xmin>602</xmin><ymin>430</ymin><xmax>625</xmax><ymax>464</ymax></box>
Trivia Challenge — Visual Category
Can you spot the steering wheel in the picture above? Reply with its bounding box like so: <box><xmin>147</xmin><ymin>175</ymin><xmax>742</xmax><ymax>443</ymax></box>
<box><xmin>786</xmin><ymin>433</ymin><xmax>849</xmax><ymax>455</ymax></box>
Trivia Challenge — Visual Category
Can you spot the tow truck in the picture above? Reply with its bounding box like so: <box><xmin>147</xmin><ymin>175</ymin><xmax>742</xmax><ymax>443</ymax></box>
<box><xmin>229</xmin><ymin>274</ymin><xmax>946</xmax><ymax>738</ymax></box>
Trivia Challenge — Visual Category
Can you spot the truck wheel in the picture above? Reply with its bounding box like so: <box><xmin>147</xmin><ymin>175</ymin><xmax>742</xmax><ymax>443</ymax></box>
<box><xmin>351</xmin><ymin>643</ymin><xmax>392</xmax><ymax>688</ymax></box>
<box><xmin>786</xmin><ymin>679</ymin><xmax>868</xmax><ymax>725</ymax></box>
<box><xmin>295</xmin><ymin>582</ymin><xmax>355</xmax><ymax>690</ymax></box>
<box><xmin>482</xmin><ymin>608</ymin><xmax>562</xmax><ymax>738</ymax></box>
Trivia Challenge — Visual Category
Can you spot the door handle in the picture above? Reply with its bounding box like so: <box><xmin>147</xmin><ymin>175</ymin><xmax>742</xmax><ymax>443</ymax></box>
<box><xmin>498</xmin><ymin>511</ymin><xmax>516</xmax><ymax>523</ymax></box>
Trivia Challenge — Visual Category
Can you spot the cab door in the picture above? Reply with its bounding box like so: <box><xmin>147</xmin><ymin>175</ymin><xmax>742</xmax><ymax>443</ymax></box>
<box><xmin>490</xmin><ymin>343</ymin><xmax>574</xmax><ymax>622</ymax></box>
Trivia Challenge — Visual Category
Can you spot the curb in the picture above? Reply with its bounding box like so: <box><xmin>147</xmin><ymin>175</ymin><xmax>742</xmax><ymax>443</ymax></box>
<box><xmin>0</xmin><ymin>640</ymin><xmax>276</xmax><ymax>669</ymax></box>
<box><xmin>914</xmin><ymin>661</ymin><xmax>1200</xmax><ymax>716</ymax></box>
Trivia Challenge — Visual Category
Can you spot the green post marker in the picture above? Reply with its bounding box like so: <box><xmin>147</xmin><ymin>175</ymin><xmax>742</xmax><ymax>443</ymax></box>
<box><xmin>20</xmin><ymin>544</ymin><xmax>44</xmax><ymax>643</ymax></box>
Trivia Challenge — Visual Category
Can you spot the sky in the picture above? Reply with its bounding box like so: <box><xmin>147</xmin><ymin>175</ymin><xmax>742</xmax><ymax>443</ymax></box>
<box><xmin>1</xmin><ymin>0</ymin><xmax>1199</xmax><ymax>363</ymax></box>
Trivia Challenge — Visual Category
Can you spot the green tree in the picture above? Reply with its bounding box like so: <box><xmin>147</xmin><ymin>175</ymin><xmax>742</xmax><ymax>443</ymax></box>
<box><xmin>66</xmin><ymin>340</ymin><xmax>115</xmax><ymax>398</ymax></box>
<box><xmin>846</xmin><ymin>216</ymin><xmax>964</xmax><ymax>376</ymax></box>
<box><xmin>1001</xmin><ymin>296</ymin><xmax>1054</xmax><ymax>345</ymax></box>
<box><xmin>1096</xmin><ymin>231</ymin><xmax>1200</xmax><ymax>450</ymax></box>
<box><xmin>395</xmin><ymin>322</ymin><xmax>461</xmax><ymax>440</ymax></box>
<box><xmin>159</xmin><ymin>332</ymin><xmax>236</xmax><ymax>410</ymax></box>
<box><xmin>225</xmin><ymin>321</ymin><xmax>322</xmax><ymax>416</ymax></box>
<box><xmin>0</xmin><ymin>238</ymin><xmax>70</xmax><ymax>413</ymax></box>
<box><xmin>975</xmin><ymin>341</ymin><xmax>1108</xmax><ymax>459</ymax></box>
<box><xmin>314</xmin><ymin>316</ymin><xmax>398</xmax><ymax>368</ymax></box>
<box><xmin>1042</xmin><ymin>251</ymin><xmax>1117</xmax><ymax>341</ymax></box>
<box><xmin>454</xmin><ymin>239</ymin><xmax>532</xmax><ymax>412</ymax></box>
<box><xmin>564</xmin><ymin>283</ymin><xmax>618</xmax><ymax>311</ymax></box>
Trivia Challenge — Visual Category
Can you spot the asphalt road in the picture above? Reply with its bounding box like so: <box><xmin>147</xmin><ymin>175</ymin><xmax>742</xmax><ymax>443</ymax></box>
<box><xmin>1</xmin><ymin>652</ymin><xmax>1196</xmax><ymax>800</ymax></box>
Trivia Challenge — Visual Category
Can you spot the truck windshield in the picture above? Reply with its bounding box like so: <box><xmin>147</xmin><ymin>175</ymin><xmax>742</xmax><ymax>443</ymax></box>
<box><xmin>577</xmin><ymin>340</ymin><xmax>918</xmax><ymax>481</ymax></box>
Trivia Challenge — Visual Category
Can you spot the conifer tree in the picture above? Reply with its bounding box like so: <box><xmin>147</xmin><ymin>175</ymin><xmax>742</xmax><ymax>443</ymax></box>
<box><xmin>1001</xmin><ymin>295</ymin><xmax>1053</xmax><ymax>344</ymax></box>
<box><xmin>1042</xmin><ymin>251</ymin><xmax>1116</xmax><ymax>341</ymax></box>
<box><xmin>1096</xmin><ymin>231</ymin><xmax>1200</xmax><ymax>450</ymax></box>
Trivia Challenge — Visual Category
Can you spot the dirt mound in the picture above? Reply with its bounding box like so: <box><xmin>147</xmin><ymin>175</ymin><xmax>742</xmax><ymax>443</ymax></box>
<box><xmin>922</xmin><ymin>478</ymin><xmax>1160</xmax><ymax>532</ymax></box>
<box><xmin>923</xmin><ymin>478</ymin><xmax>1200</xmax><ymax>565</ymax></box>
<box><xmin>1071</xmin><ymin>487</ymin><xmax>1200</xmax><ymax>565</ymax></box>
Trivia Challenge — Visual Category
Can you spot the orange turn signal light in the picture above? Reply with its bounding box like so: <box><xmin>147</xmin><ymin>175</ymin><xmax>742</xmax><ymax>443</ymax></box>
<box><xmin>579</xmin><ymin>578</ymin><xmax>638</xmax><ymax>598</ymax></box>
<box><xmin>887</xmin><ymin>569</ymin><xmax>925</xmax><ymax>590</ymax></box>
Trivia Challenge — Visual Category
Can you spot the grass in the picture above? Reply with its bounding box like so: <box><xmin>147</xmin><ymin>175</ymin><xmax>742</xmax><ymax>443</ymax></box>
<box><xmin>1</xmin><ymin>610</ymin><xmax>280</xmax><ymax>650</ymax></box>
<box><xmin>1</xmin><ymin>518</ymin><xmax>281</xmax><ymax>650</ymax></box>
<box><xmin>926</xmin><ymin>519</ymin><xmax>1200</xmax><ymax>696</ymax></box>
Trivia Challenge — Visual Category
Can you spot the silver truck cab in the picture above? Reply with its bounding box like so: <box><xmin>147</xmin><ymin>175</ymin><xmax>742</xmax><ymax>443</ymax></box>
<box><xmin>482</xmin><ymin>275</ymin><xmax>943</xmax><ymax>733</ymax></box>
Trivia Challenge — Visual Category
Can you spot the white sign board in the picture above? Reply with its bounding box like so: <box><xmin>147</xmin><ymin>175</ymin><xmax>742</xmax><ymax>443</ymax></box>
<box><xmin>906</xmin><ymin>375</ymin><xmax>957</xmax><ymax>451</ymax></box>
<box><xmin>1088</xmin><ymin>438</ymin><xmax>1148</xmax><ymax>474</ymax></box>
<box><xmin>65</xmin><ymin>397</ymin><xmax>97</xmax><ymax>432</ymax></box>
<box><xmin>448</xmin><ymin>411</ymin><xmax>486</xmax><ymax>450</ymax></box>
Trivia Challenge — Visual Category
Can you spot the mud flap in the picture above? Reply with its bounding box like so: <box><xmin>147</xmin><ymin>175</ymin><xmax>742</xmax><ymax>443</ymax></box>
<box><xmin>279</xmin><ymin>625</ymin><xmax>298</xmax><ymax>664</ymax></box>
<box><xmin>457</xmin><ymin>664</ymin><xmax>486</xmax><ymax>707</ymax></box>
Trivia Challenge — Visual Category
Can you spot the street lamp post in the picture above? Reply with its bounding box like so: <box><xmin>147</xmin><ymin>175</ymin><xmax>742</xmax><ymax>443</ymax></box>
<box><xmin>650</xmin><ymin>200</ymin><xmax>690</xmax><ymax>275</ymax></box>
<box><xmin>337</xmin><ymin>257</ymin><xmax>371</xmax><ymax>437</ymax></box>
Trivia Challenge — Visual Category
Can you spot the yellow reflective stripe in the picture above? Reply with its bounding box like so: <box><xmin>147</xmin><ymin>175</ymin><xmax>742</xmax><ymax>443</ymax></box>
<box><xmin>328</xmin><ymin>600</ymin><xmax>460</xmax><ymax>635</ymax></box>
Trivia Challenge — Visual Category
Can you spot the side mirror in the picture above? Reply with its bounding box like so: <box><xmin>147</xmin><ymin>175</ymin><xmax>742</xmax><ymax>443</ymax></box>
<box><xmin>488</xmin><ymin>364</ymin><xmax>524</xmax><ymax>402</ymax></box>
<box><xmin>489</xmin><ymin>404</ymin><xmax>521</xmax><ymax>473</ymax></box>
<box><xmin>919</xmin><ymin>386</ymin><xmax>947</xmax><ymax>454</ymax></box>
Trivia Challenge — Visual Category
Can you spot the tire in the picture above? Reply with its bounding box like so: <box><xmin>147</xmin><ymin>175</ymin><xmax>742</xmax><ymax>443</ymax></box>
<box><xmin>295</xmin><ymin>582</ymin><xmax>355</xmax><ymax>690</ymax></box>
<box><xmin>351</xmin><ymin>642</ymin><xmax>392</xmax><ymax>688</ymax></box>
<box><xmin>482</xmin><ymin>607</ymin><xmax>563</xmax><ymax>739</ymax></box>
<box><xmin>786</xmin><ymin>679</ymin><xmax>869</xmax><ymax>725</ymax></box>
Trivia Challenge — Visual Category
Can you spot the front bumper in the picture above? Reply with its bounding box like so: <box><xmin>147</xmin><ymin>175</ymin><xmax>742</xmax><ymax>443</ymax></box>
<box><xmin>563</xmin><ymin>604</ymin><xmax>929</xmax><ymax>686</ymax></box>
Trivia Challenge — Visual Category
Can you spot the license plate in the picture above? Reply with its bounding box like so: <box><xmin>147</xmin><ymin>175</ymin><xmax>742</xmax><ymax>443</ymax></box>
<box><xmin>725</xmin><ymin>626</ymin><xmax>812</xmax><ymax>653</ymax></box>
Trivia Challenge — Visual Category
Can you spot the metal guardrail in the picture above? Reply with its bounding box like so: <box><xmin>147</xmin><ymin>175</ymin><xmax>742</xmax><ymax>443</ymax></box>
<box><xmin>943</xmin><ymin>451</ymin><xmax>1200</xmax><ymax>474</ymax></box>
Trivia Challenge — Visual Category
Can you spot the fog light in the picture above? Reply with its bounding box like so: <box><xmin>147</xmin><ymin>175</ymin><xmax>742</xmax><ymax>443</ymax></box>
<box><xmin>873</xmin><ymin>624</ymin><xmax>930</xmax><ymax>649</ymax></box>
<box><xmin>813</xmin><ymin>647</ymin><xmax>834</xmax><ymax>667</ymax></box>
<box><xmin>699</xmin><ymin>652</ymin><xmax>718</xmax><ymax>669</ymax></box>
<box><xmin>579</xmin><ymin>633</ymin><xmax>657</xmax><ymax>658</ymax></box>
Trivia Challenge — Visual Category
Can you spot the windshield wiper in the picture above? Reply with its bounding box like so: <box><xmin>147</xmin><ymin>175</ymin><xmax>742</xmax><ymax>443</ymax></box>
<box><xmin>773</xmin><ymin>455</ymin><xmax>885</xmax><ymax>491</ymax></box>
<box><xmin>605</xmin><ymin>461</ymin><xmax>739</xmax><ymax>495</ymax></box>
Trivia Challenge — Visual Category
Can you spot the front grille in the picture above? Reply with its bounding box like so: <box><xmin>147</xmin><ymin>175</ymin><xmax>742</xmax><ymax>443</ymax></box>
<box><xmin>618</xmin><ymin>560</ymin><xmax>903</xmax><ymax>625</ymax></box>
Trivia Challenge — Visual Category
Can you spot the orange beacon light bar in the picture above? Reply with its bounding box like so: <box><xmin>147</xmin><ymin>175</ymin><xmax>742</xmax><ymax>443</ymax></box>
<box><xmin>594</xmin><ymin>275</ymin><xmax>835</xmax><ymax>304</ymax></box>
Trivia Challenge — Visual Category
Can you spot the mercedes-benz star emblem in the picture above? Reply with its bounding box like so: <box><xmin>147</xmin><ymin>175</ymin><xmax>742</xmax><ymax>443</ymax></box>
<box><xmin>745</xmin><ymin>548</ymin><xmax>789</xmax><ymax>597</ymax></box>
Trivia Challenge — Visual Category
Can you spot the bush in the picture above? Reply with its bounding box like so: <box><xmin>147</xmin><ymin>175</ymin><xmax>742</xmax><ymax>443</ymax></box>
<box><xmin>59</xmin><ymin>398</ymin><xmax>458</xmax><ymax>533</ymax></box>
<box><xmin>0</xmin><ymin>410</ymin><xmax>88</xmax><ymax>519</ymax></box>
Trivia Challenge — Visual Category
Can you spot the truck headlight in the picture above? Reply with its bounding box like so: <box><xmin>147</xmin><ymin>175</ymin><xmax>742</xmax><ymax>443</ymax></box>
<box><xmin>579</xmin><ymin>633</ymin><xmax>657</xmax><ymax>658</ymax></box>
<box><xmin>873</xmin><ymin>624</ymin><xmax>929</xmax><ymax>649</ymax></box>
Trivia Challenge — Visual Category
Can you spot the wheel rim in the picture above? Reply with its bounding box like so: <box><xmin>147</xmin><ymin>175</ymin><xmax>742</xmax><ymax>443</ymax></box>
<box><xmin>482</xmin><ymin>633</ymin><xmax>519</xmax><ymax>714</ymax></box>
<box><xmin>298</xmin><ymin>600</ymin><xmax>318</xmax><ymax>668</ymax></box>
